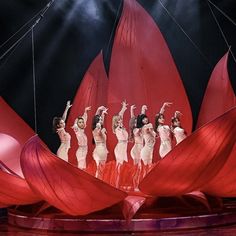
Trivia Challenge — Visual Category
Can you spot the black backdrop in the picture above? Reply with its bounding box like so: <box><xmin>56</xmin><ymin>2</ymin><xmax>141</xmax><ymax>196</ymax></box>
<box><xmin>0</xmin><ymin>0</ymin><xmax>235</xmax><ymax>152</ymax></box>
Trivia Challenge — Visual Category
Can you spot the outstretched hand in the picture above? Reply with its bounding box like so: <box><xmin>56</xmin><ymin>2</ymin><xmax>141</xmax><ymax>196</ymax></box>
<box><xmin>102</xmin><ymin>107</ymin><xmax>108</xmax><ymax>114</ymax></box>
<box><xmin>163</xmin><ymin>102</ymin><xmax>172</xmax><ymax>107</ymax></box>
<box><xmin>98</xmin><ymin>105</ymin><xmax>106</xmax><ymax>110</ymax></box>
<box><xmin>66</xmin><ymin>100</ymin><xmax>72</xmax><ymax>108</ymax></box>
<box><xmin>141</xmin><ymin>105</ymin><xmax>148</xmax><ymax>111</ymax></box>
<box><xmin>175</xmin><ymin>111</ymin><xmax>183</xmax><ymax>117</ymax></box>
<box><xmin>121</xmin><ymin>100</ymin><xmax>128</xmax><ymax>110</ymax></box>
<box><xmin>85</xmin><ymin>106</ymin><xmax>91</xmax><ymax>112</ymax></box>
<box><xmin>130</xmin><ymin>104</ymin><xmax>136</xmax><ymax>110</ymax></box>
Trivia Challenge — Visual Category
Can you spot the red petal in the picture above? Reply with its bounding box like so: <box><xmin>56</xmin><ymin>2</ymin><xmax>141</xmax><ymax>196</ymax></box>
<box><xmin>21</xmin><ymin>136</ymin><xmax>127</xmax><ymax>216</ymax></box>
<box><xmin>139</xmin><ymin>107</ymin><xmax>236</xmax><ymax>196</ymax></box>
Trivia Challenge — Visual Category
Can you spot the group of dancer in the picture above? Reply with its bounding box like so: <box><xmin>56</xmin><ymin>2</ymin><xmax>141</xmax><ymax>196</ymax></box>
<box><xmin>53</xmin><ymin>101</ymin><xmax>187</xmax><ymax>189</ymax></box>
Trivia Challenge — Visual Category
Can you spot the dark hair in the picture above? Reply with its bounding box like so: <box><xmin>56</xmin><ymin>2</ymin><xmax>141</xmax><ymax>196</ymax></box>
<box><xmin>77</xmin><ymin>116</ymin><xmax>84</xmax><ymax>121</ymax></box>
<box><xmin>129</xmin><ymin>116</ymin><xmax>136</xmax><ymax>141</ymax></box>
<box><xmin>92</xmin><ymin>115</ymin><xmax>103</xmax><ymax>130</ymax></box>
<box><xmin>52</xmin><ymin>117</ymin><xmax>62</xmax><ymax>132</ymax></box>
<box><xmin>155</xmin><ymin>113</ymin><xmax>164</xmax><ymax>131</ymax></box>
<box><xmin>136</xmin><ymin>114</ymin><xmax>148</xmax><ymax>128</ymax></box>
<box><xmin>171</xmin><ymin>117</ymin><xmax>187</xmax><ymax>135</ymax></box>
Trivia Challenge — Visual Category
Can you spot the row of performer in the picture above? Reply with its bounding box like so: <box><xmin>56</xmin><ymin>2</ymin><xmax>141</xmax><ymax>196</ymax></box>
<box><xmin>53</xmin><ymin>101</ymin><xmax>187</xmax><ymax>180</ymax></box>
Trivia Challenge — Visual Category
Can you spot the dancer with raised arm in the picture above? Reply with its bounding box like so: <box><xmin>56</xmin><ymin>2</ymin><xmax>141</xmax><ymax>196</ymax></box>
<box><xmin>112</xmin><ymin>101</ymin><xmax>128</xmax><ymax>188</ymax></box>
<box><xmin>92</xmin><ymin>106</ymin><xmax>108</xmax><ymax>179</ymax></box>
<box><xmin>53</xmin><ymin>101</ymin><xmax>72</xmax><ymax>161</ymax></box>
<box><xmin>137</xmin><ymin>107</ymin><xmax>156</xmax><ymax>179</ymax></box>
<box><xmin>129</xmin><ymin>105</ymin><xmax>146</xmax><ymax>165</ymax></box>
<box><xmin>155</xmin><ymin>102</ymin><xmax>172</xmax><ymax>158</ymax></box>
<box><xmin>72</xmin><ymin>106</ymin><xmax>91</xmax><ymax>169</ymax></box>
<box><xmin>129</xmin><ymin>105</ymin><xmax>147</xmax><ymax>190</ymax></box>
<box><xmin>171</xmin><ymin>111</ymin><xmax>187</xmax><ymax>145</ymax></box>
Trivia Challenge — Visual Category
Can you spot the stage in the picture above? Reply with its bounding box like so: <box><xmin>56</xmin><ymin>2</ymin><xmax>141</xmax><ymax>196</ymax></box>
<box><xmin>5</xmin><ymin>199</ymin><xmax>236</xmax><ymax>233</ymax></box>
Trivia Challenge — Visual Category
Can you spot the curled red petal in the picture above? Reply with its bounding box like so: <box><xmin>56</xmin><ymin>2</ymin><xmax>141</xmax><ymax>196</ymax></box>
<box><xmin>0</xmin><ymin>97</ymin><xmax>35</xmax><ymax>177</ymax></box>
<box><xmin>196</xmin><ymin>51</ymin><xmax>236</xmax><ymax>128</ymax></box>
<box><xmin>139</xmin><ymin>107</ymin><xmax>236</xmax><ymax>196</ymax></box>
<box><xmin>20</xmin><ymin>136</ymin><xmax>127</xmax><ymax>216</ymax></box>
<box><xmin>0</xmin><ymin>169</ymin><xmax>40</xmax><ymax>206</ymax></box>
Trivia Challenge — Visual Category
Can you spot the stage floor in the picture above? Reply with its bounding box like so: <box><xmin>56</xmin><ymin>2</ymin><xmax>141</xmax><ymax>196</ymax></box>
<box><xmin>1</xmin><ymin>217</ymin><xmax>236</xmax><ymax>236</ymax></box>
<box><xmin>2</xmin><ymin>199</ymin><xmax>236</xmax><ymax>235</ymax></box>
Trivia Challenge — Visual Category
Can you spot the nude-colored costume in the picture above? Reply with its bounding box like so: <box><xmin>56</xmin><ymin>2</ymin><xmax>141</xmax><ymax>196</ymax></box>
<box><xmin>114</xmin><ymin>127</ymin><xmax>129</xmax><ymax>165</ymax></box>
<box><xmin>157</xmin><ymin>125</ymin><xmax>172</xmax><ymax>158</ymax></box>
<box><xmin>92</xmin><ymin>127</ymin><xmax>108</xmax><ymax>165</ymax></box>
<box><xmin>140</xmin><ymin>124</ymin><xmax>156</xmax><ymax>165</ymax></box>
<box><xmin>173</xmin><ymin>127</ymin><xmax>186</xmax><ymax>144</ymax></box>
<box><xmin>56</xmin><ymin>128</ymin><xmax>71</xmax><ymax>161</ymax></box>
<box><xmin>73</xmin><ymin>124</ymin><xmax>88</xmax><ymax>169</ymax></box>
<box><xmin>130</xmin><ymin>128</ymin><xmax>143</xmax><ymax>165</ymax></box>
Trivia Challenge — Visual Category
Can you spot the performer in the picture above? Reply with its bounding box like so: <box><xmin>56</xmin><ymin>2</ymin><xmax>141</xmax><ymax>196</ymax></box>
<box><xmin>53</xmin><ymin>101</ymin><xmax>72</xmax><ymax>161</ymax></box>
<box><xmin>92</xmin><ymin>106</ymin><xmax>108</xmax><ymax>179</ymax></box>
<box><xmin>130</xmin><ymin>105</ymin><xmax>147</xmax><ymax>190</ymax></box>
<box><xmin>137</xmin><ymin>109</ymin><xmax>156</xmax><ymax>178</ymax></box>
<box><xmin>72</xmin><ymin>106</ymin><xmax>91</xmax><ymax>169</ymax></box>
<box><xmin>112</xmin><ymin>101</ymin><xmax>128</xmax><ymax>187</ymax></box>
<box><xmin>155</xmin><ymin>102</ymin><xmax>172</xmax><ymax>158</ymax></box>
<box><xmin>129</xmin><ymin>105</ymin><xmax>146</xmax><ymax>165</ymax></box>
<box><xmin>171</xmin><ymin>111</ymin><xmax>187</xmax><ymax>144</ymax></box>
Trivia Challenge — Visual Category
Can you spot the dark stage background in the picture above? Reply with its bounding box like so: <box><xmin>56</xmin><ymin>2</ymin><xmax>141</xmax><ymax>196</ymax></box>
<box><xmin>0</xmin><ymin>0</ymin><xmax>235</xmax><ymax>152</ymax></box>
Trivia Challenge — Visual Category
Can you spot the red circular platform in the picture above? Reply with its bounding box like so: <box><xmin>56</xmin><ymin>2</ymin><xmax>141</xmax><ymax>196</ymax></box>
<box><xmin>7</xmin><ymin>199</ymin><xmax>236</xmax><ymax>232</ymax></box>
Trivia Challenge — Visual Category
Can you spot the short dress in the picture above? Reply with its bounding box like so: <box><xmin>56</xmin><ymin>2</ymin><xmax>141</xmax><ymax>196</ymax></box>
<box><xmin>157</xmin><ymin>125</ymin><xmax>172</xmax><ymax>158</ymax></box>
<box><xmin>114</xmin><ymin>127</ymin><xmax>129</xmax><ymax>165</ymax></box>
<box><xmin>57</xmin><ymin>128</ymin><xmax>71</xmax><ymax>161</ymax></box>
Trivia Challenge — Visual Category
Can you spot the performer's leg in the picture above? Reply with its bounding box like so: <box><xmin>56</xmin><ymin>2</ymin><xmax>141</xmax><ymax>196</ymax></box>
<box><xmin>115</xmin><ymin>162</ymin><xmax>122</xmax><ymax>188</ymax></box>
<box><xmin>133</xmin><ymin>161</ymin><xmax>142</xmax><ymax>191</ymax></box>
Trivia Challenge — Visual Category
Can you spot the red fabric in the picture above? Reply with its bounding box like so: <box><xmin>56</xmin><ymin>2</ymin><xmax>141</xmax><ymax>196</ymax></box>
<box><xmin>0</xmin><ymin>97</ymin><xmax>35</xmax><ymax>177</ymax></box>
<box><xmin>66</xmin><ymin>52</ymin><xmax>108</xmax><ymax>166</ymax></box>
<box><xmin>20</xmin><ymin>136</ymin><xmax>127</xmax><ymax>216</ymax></box>
<box><xmin>139</xmin><ymin>107</ymin><xmax>236</xmax><ymax>196</ymax></box>
<box><xmin>121</xmin><ymin>196</ymin><xmax>146</xmax><ymax>221</ymax></box>
<box><xmin>202</xmin><ymin>144</ymin><xmax>236</xmax><ymax>197</ymax></box>
<box><xmin>107</xmin><ymin>0</ymin><xmax>192</xmax><ymax>161</ymax></box>
<box><xmin>0</xmin><ymin>168</ymin><xmax>40</xmax><ymax>206</ymax></box>
<box><xmin>183</xmin><ymin>191</ymin><xmax>210</xmax><ymax>211</ymax></box>
<box><xmin>196</xmin><ymin>51</ymin><xmax>236</xmax><ymax>128</ymax></box>
<box><xmin>195</xmin><ymin>52</ymin><xmax>236</xmax><ymax>197</ymax></box>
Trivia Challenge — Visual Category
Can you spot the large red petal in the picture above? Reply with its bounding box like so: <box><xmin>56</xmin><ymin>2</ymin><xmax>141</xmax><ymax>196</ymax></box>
<box><xmin>66</xmin><ymin>52</ymin><xmax>108</xmax><ymax>165</ymax></box>
<box><xmin>20</xmin><ymin>136</ymin><xmax>127</xmax><ymax>216</ymax></box>
<box><xmin>196</xmin><ymin>51</ymin><xmax>236</xmax><ymax>128</ymax></box>
<box><xmin>196</xmin><ymin>52</ymin><xmax>236</xmax><ymax>197</ymax></box>
<box><xmin>0</xmin><ymin>169</ymin><xmax>40</xmax><ymax>206</ymax></box>
<box><xmin>139</xmin><ymin>107</ymin><xmax>236</xmax><ymax>196</ymax></box>
<box><xmin>0</xmin><ymin>97</ymin><xmax>35</xmax><ymax>177</ymax></box>
<box><xmin>107</xmin><ymin>0</ymin><xmax>192</xmax><ymax>155</ymax></box>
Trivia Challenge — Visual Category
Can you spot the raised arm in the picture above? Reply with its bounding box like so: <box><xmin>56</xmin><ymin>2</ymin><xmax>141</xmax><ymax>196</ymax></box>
<box><xmin>141</xmin><ymin>105</ymin><xmax>147</xmax><ymax>114</ymax></box>
<box><xmin>174</xmin><ymin>111</ymin><xmax>182</xmax><ymax>119</ymax></box>
<box><xmin>118</xmin><ymin>101</ymin><xmax>128</xmax><ymax>119</ymax></box>
<box><xmin>159</xmin><ymin>102</ymin><xmax>172</xmax><ymax>114</ymax></box>
<box><xmin>82</xmin><ymin>106</ymin><xmax>91</xmax><ymax>124</ymax></box>
<box><xmin>62</xmin><ymin>100</ymin><xmax>72</xmax><ymax>121</ymax></box>
<box><xmin>130</xmin><ymin>105</ymin><xmax>136</xmax><ymax>118</ymax></box>
<box><xmin>95</xmin><ymin>106</ymin><xmax>106</xmax><ymax>115</ymax></box>
<box><xmin>101</xmin><ymin>107</ymin><xmax>108</xmax><ymax>123</ymax></box>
